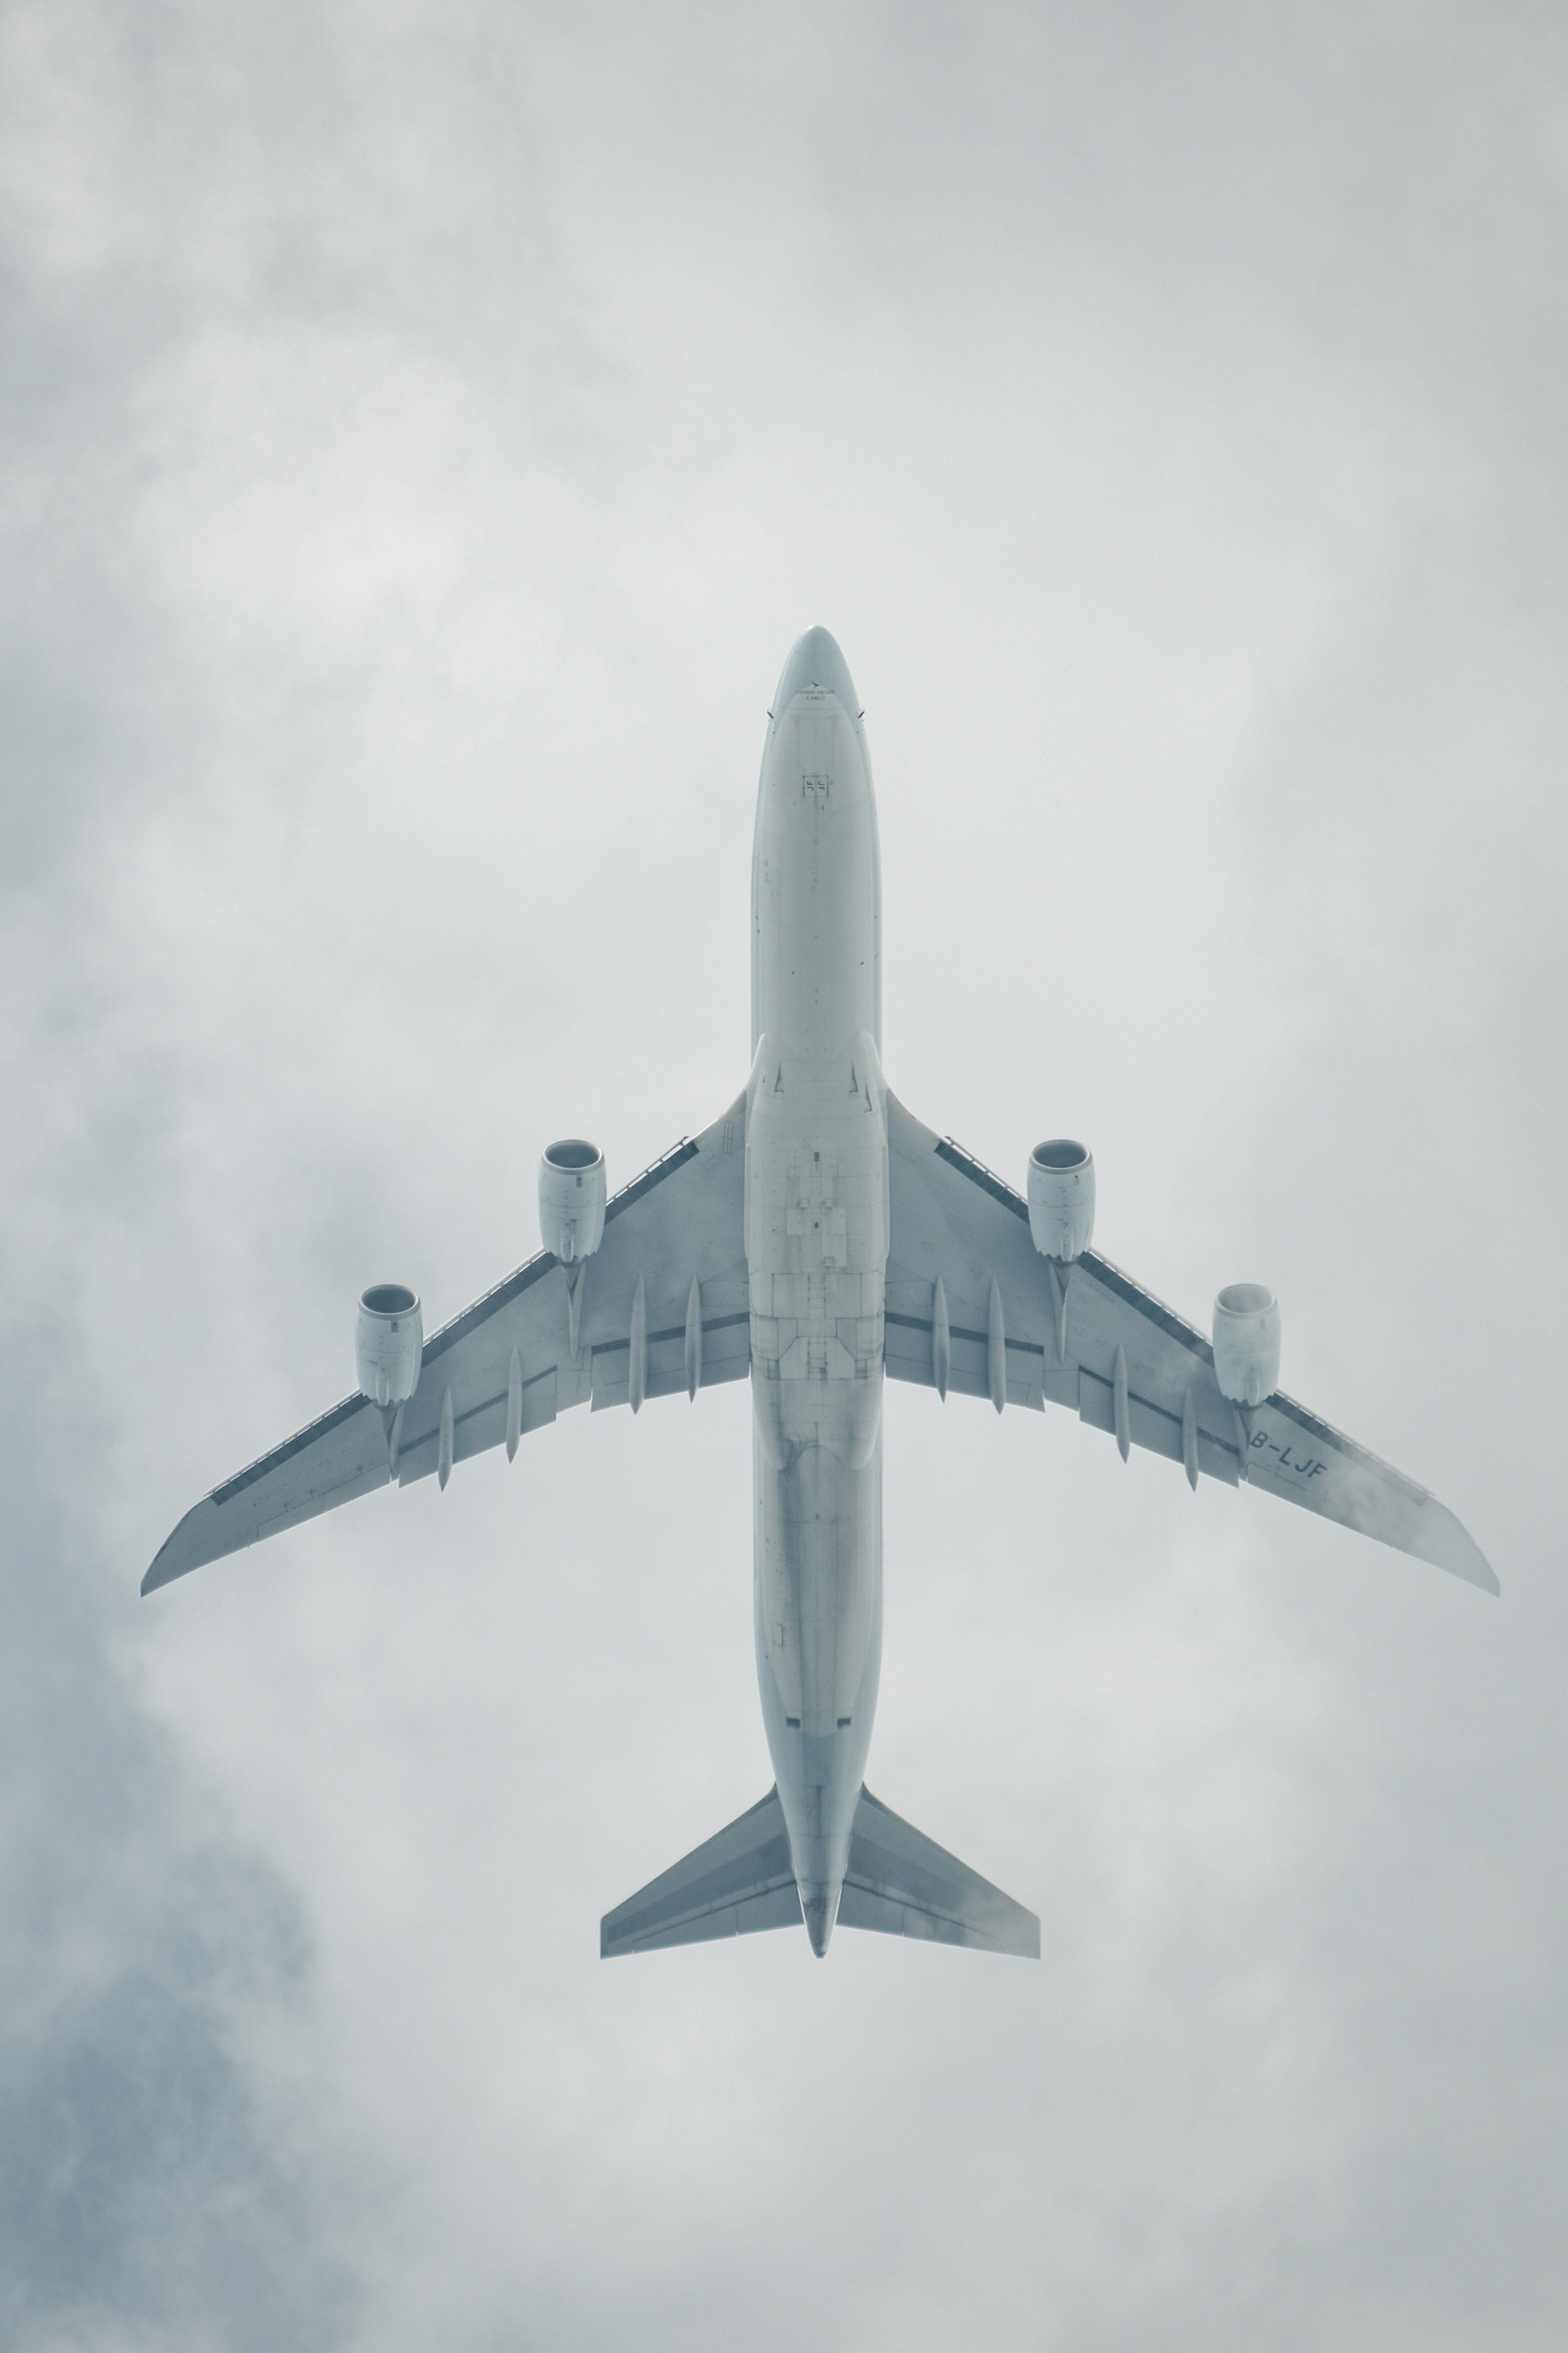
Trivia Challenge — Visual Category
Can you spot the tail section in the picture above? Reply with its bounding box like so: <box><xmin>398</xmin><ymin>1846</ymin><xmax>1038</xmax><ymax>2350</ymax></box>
<box><xmin>600</xmin><ymin>1787</ymin><xmax>800</xmax><ymax>1956</ymax></box>
<box><xmin>840</xmin><ymin>1788</ymin><xmax>1040</xmax><ymax>1958</ymax></box>
<box><xmin>601</xmin><ymin>1782</ymin><xmax>1038</xmax><ymax>1960</ymax></box>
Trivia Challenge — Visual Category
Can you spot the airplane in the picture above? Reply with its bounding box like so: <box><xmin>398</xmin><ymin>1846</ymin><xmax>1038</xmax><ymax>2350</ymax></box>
<box><xmin>143</xmin><ymin>626</ymin><xmax>1496</xmax><ymax>1963</ymax></box>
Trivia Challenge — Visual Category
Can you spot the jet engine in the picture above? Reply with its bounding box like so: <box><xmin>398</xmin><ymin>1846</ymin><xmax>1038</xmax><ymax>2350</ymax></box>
<box><xmin>1027</xmin><ymin>1138</ymin><xmax>1095</xmax><ymax>1261</ymax></box>
<box><xmin>355</xmin><ymin>1283</ymin><xmax>424</xmax><ymax>1408</ymax></box>
<box><xmin>1212</xmin><ymin>1283</ymin><xmax>1281</xmax><ymax>1405</ymax></box>
<box><xmin>539</xmin><ymin>1138</ymin><xmax>607</xmax><ymax>1262</ymax></box>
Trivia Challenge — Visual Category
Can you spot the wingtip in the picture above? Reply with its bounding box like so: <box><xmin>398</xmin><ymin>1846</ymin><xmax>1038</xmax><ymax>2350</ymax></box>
<box><xmin>1418</xmin><ymin>1502</ymin><xmax>1498</xmax><ymax>1597</ymax></box>
<box><xmin>140</xmin><ymin>1529</ymin><xmax>201</xmax><ymax>1597</ymax></box>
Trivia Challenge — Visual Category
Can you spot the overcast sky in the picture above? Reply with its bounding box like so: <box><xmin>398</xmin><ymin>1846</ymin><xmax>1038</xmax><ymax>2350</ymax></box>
<box><xmin>3</xmin><ymin>3</ymin><xmax>1566</xmax><ymax>2347</ymax></box>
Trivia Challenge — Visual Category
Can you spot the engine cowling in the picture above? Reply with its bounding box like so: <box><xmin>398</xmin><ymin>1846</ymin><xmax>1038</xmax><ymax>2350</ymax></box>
<box><xmin>1212</xmin><ymin>1283</ymin><xmax>1281</xmax><ymax>1405</ymax></box>
<box><xmin>356</xmin><ymin>1283</ymin><xmax>423</xmax><ymax>1408</ymax></box>
<box><xmin>539</xmin><ymin>1138</ymin><xmax>607</xmax><ymax>1262</ymax></box>
<box><xmin>1027</xmin><ymin>1139</ymin><xmax>1095</xmax><ymax>1261</ymax></box>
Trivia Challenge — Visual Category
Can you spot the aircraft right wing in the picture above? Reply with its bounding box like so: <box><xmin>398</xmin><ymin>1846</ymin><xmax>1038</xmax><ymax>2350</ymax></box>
<box><xmin>143</xmin><ymin>1089</ymin><xmax>751</xmax><ymax>1594</ymax></box>
<box><xmin>883</xmin><ymin>1093</ymin><xmax>1496</xmax><ymax>1594</ymax></box>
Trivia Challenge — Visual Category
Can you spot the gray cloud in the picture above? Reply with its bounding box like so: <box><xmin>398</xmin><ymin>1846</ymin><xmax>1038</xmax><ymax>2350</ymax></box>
<box><xmin>0</xmin><ymin>1434</ymin><xmax>361</xmax><ymax>2350</ymax></box>
<box><xmin>2</xmin><ymin>2</ymin><xmax>1565</xmax><ymax>2346</ymax></box>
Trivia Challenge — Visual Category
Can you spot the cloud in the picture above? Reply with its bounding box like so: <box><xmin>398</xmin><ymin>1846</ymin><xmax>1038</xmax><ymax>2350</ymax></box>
<box><xmin>0</xmin><ymin>1431</ymin><xmax>361</xmax><ymax>2351</ymax></box>
<box><xmin>2</xmin><ymin>2</ymin><xmax>1564</xmax><ymax>2346</ymax></box>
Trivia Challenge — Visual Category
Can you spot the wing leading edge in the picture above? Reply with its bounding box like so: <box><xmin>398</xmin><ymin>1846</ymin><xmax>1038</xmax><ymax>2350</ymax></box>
<box><xmin>143</xmin><ymin>1092</ymin><xmax>750</xmax><ymax>1594</ymax></box>
<box><xmin>884</xmin><ymin>1095</ymin><xmax>1495</xmax><ymax>1595</ymax></box>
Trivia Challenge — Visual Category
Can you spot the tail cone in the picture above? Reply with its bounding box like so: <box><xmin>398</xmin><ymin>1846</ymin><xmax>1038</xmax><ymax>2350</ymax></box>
<box><xmin>801</xmin><ymin>1886</ymin><xmax>841</xmax><ymax>1958</ymax></box>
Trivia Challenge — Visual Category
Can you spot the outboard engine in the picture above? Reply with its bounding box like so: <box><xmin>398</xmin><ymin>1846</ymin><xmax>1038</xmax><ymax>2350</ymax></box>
<box><xmin>539</xmin><ymin>1139</ymin><xmax>607</xmax><ymax>1262</ymax></box>
<box><xmin>355</xmin><ymin>1283</ymin><xmax>423</xmax><ymax>1408</ymax></box>
<box><xmin>1027</xmin><ymin>1139</ymin><xmax>1095</xmax><ymax>1261</ymax></box>
<box><xmin>1212</xmin><ymin>1283</ymin><xmax>1281</xmax><ymax>1405</ymax></box>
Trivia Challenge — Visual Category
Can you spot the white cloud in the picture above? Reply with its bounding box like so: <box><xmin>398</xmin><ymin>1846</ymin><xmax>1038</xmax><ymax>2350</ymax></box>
<box><xmin>2</xmin><ymin>4</ymin><xmax>1563</xmax><ymax>2346</ymax></box>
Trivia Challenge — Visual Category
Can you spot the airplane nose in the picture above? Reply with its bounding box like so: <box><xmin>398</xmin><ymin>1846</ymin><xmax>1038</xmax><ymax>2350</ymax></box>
<box><xmin>773</xmin><ymin>626</ymin><xmax>862</xmax><ymax>720</ymax></box>
<box><xmin>801</xmin><ymin>1884</ymin><xmax>841</xmax><ymax>1958</ymax></box>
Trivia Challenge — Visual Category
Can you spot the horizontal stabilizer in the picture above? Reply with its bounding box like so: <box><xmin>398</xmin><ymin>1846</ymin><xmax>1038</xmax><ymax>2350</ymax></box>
<box><xmin>838</xmin><ymin>1788</ymin><xmax>1040</xmax><ymax>1958</ymax></box>
<box><xmin>601</xmin><ymin>1786</ymin><xmax>800</xmax><ymax>1957</ymax></box>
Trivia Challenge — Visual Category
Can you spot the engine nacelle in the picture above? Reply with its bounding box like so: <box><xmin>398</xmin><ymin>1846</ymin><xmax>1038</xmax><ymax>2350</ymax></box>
<box><xmin>1027</xmin><ymin>1139</ymin><xmax>1095</xmax><ymax>1261</ymax></box>
<box><xmin>356</xmin><ymin>1283</ymin><xmax>423</xmax><ymax>1408</ymax></box>
<box><xmin>539</xmin><ymin>1138</ymin><xmax>607</xmax><ymax>1262</ymax></box>
<box><xmin>1212</xmin><ymin>1283</ymin><xmax>1281</xmax><ymax>1405</ymax></box>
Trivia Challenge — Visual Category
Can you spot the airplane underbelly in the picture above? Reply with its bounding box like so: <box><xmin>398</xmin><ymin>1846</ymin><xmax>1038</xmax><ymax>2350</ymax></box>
<box><xmin>757</xmin><ymin>1436</ymin><xmax>879</xmax><ymax>1733</ymax></box>
<box><xmin>746</xmin><ymin>651</ymin><xmax>887</xmax><ymax>1889</ymax></box>
<box><xmin>745</xmin><ymin>1039</ymin><xmax>889</xmax><ymax>1822</ymax></box>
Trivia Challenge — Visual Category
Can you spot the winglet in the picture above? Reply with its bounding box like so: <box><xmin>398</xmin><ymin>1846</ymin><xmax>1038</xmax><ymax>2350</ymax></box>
<box><xmin>1407</xmin><ymin>1499</ymin><xmax>1499</xmax><ymax>1596</ymax></box>
<box><xmin>142</xmin><ymin>1512</ymin><xmax>201</xmax><ymax>1595</ymax></box>
<box><xmin>141</xmin><ymin>1499</ymin><xmax>237</xmax><ymax>1595</ymax></box>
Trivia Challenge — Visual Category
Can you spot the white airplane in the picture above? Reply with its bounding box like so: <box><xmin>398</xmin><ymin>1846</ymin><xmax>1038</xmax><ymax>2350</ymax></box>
<box><xmin>145</xmin><ymin>627</ymin><xmax>1495</xmax><ymax>1962</ymax></box>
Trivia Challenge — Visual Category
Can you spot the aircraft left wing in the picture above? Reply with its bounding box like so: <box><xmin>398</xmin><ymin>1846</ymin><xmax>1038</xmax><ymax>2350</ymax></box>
<box><xmin>884</xmin><ymin>1094</ymin><xmax>1495</xmax><ymax>1594</ymax></box>
<box><xmin>143</xmin><ymin>1091</ymin><xmax>750</xmax><ymax>1594</ymax></box>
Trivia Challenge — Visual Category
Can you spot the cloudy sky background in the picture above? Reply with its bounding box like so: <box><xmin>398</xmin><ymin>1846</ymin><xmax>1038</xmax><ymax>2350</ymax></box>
<box><xmin>3</xmin><ymin>2</ymin><xmax>1566</xmax><ymax>2345</ymax></box>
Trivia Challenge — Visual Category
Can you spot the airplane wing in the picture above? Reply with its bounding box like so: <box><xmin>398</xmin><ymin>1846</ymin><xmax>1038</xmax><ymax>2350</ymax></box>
<box><xmin>143</xmin><ymin>1090</ymin><xmax>750</xmax><ymax>1594</ymax></box>
<box><xmin>883</xmin><ymin>1095</ymin><xmax>1496</xmax><ymax>1595</ymax></box>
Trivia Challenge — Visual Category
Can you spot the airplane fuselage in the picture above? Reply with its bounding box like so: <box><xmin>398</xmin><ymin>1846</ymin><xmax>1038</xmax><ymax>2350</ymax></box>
<box><xmin>745</xmin><ymin>631</ymin><xmax>885</xmax><ymax>1956</ymax></box>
